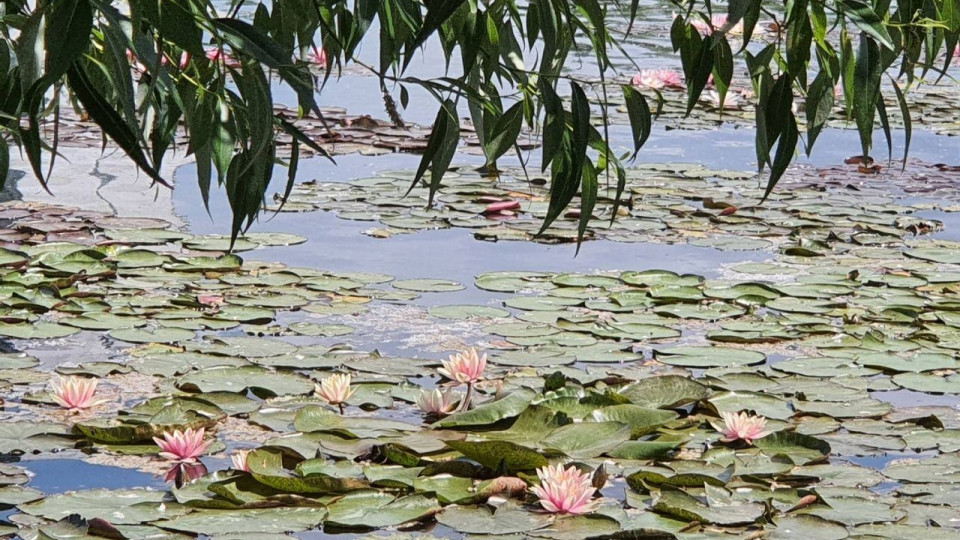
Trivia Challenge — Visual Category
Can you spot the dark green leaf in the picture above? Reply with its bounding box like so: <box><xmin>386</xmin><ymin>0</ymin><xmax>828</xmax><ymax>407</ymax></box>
<box><xmin>621</xmin><ymin>84</ymin><xmax>651</xmax><ymax>160</ymax></box>
<box><xmin>805</xmin><ymin>72</ymin><xmax>834</xmax><ymax>155</ymax></box>
<box><xmin>763</xmin><ymin>112</ymin><xmax>798</xmax><ymax>200</ymax></box>
<box><xmin>838</xmin><ymin>0</ymin><xmax>895</xmax><ymax>50</ymax></box>
<box><xmin>408</xmin><ymin>0</ymin><xmax>469</xmax><ymax>67</ymax></box>
<box><xmin>484</xmin><ymin>100</ymin><xmax>524</xmax><ymax>166</ymax></box>
<box><xmin>576</xmin><ymin>160</ymin><xmax>597</xmax><ymax>253</ymax></box>
<box><xmin>853</xmin><ymin>35</ymin><xmax>882</xmax><ymax>159</ymax></box>
<box><xmin>890</xmin><ymin>78</ymin><xmax>911</xmax><ymax>170</ymax></box>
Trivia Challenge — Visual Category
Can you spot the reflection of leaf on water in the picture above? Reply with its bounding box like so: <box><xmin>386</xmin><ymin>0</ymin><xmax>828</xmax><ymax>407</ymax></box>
<box><xmin>165</xmin><ymin>462</ymin><xmax>208</xmax><ymax>488</ymax></box>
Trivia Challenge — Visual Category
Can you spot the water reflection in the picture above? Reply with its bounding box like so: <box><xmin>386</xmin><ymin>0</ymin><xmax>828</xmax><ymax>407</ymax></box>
<box><xmin>163</xmin><ymin>461</ymin><xmax>208</xmax><ymax>488</ymax></box>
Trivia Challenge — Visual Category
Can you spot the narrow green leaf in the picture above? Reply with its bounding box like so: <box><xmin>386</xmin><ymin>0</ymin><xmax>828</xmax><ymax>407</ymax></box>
<box><xmin>686</xmin><ymin>35</ymin><xmax>714</xmax><ymax>115</ymax></box>
<box><xmin>853</xmin><ymin>35</ymin><xmax>882</xmax><ymax>159</ymax></box>
<box><xmin>576</xmin><ymin>160</ymin><xmax>597</xmax><ymax>253</ymax></box>
<box><xmin>627</xmin><ymin>0</ymin><xmax>641</xmax><ymax>33</ymax></box>
<box><xmin>195</xmin><ymin>143</ymin><xmax>213</xmax><ymax>215</ymax></box>
<box><xmin>407</xmin><ymin>0</ymin><xmax>469</xmax><ymax>68</ymax></box>
<box><xmin>620</xmin><ymin>84</ymin><xmax>651</xmax><ymax>160</ymax></box>
<box><xmin>538</xmin><ymin>82</ymin><xmax>591</xmax><ymax>235</ymax></box>
<box><xmin>841</xmin><ymin>31</ymin><xmax>856</xmax><ymax>119</ymax></box>
<box><xmin>484</xmin><ymin>100</ymin><xmax>524</xmax><ymax>166</ymax></box>
<box><xmin>0</xmin><ymin>138</ymin><xmax>8</xmax><ymax>191</ymax></box>
<box><xmin>540</xmin><ymin>77</ymin><xmax>564</xmax><ymax>172</ymax></box>
<box><xmin>890</xmin><ymin>78</ymin><xmax>911</xmax><ymax>170</ymax></box>
<box><xmin>712</xmin><ymin>35</ymin><xmax>734</xmax><ymax>114</ymax></box>
<box><xmin>407</xmin><ymin>100</ymin><xmax>459</xmax><ymax>207</ymax></box>
<box><xmin>213</xmin><ymin>18</ymin><xmax>318</xmax><ymax>115</ymax></box>
<box><xmin>274</xmin><ymin>138</ymin><xmax>299</xmax><ymax>215</ymax></box>
<box><xmin>429</xmin><ymin>101</ymin><xmax>460</xmax><ymax>206</ymax></box>
<box><xmin>42</xmin><ymin>0</ymin><xmax>94</xmax><ymax>89</ymax></box>
<box><xmin>838</xmin><ymin>0</ymin><xmax>895</xmax><ymax>50</ymax></box>
<box><xmin>213</xmin><ymin>18</ymin><xmax>292</xmax><ymax>68</ymax></box>
<box><xmin>727</xmin><ymin>0</ymin><xmax>762</xmax><ymax>51</ymax></box>
<box><xmin>805</xmin><ymin>72</ymin><xmax>834</xmax><ymax>156</ymax></box>
<box><xmin>156</xmin><ymin>0</ymin><xmax>205</xmax><ymax>56</ymax></box>
<box><xmin>277</xmin><ymin>119</ymin><xmax>333</xmax><ymax>163</ymax></box>
<box><xmin>875</xmin><ymin>92</ymin><xmax>892</xmax><ymax>162</ymax></box>
<box><xmin>763</xmin><ymin>112</ymin><xmax>798</xmax><ymax>200</ymax></box>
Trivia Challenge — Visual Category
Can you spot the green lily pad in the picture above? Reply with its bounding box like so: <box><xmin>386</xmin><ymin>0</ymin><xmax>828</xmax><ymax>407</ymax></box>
<box><xmin>157</xmin><ymin>507</ymin><xmax>328</xmax><ymax>535</ymax></box>
<box><xmin>325</xmin><ymin>491</ymin><xmax>440</xmax><ymax>529</ymax></box>
<box><xmin>392</xmin><ymin>279</ymin><xmax>464</xmax><ymax>292</ymax></box>
<box><xmin>767</xmin><ymin>515</ymin><xmax>849</xmax><ymax>539</ymax></box>
<box><xmin>754</xmin><ymin>432</ymin><xmax>831</xmax><ymax>465</ymax></box>
<box><xmin>655</xmin><ymin>346</ymin><xmax>766</xmax><ymax>368</ymax></box>
<box><xmin>108</xmin><ymin>326</ymin><xmax>195</xmax><ymax>344</ymax></box>
<box><xmin>893</xmin><ymin>372</ymin><xmax>960</xmax><ymax>394</ymax></box>
<box><xmin>0</xmin><ymin>422</ymin><xmax>75</xmax><ymax>454</ymax></box>
<box><xmin>618</xmin><ymin>376</ymin><xmax>711</xmax><ymax>409</ymax></box>
<box><xmin>591</xmin><ymin>405</ymin><xmax>679</xmax><ymax>437</ymax></box>
<box><xmin>187</xmin><ymin>336</ymin><xmax>297</xmax><ymax>358</ymax></box>
<box><xmin>433</xmin><ymin>389</ymin><xmax>536</xmax><ymax>428</ymax></box>
<box><xmin>653</xmin><ymin>487</ymin><xmax>765</xmax><ymax>525</ymax></box>
<box><xmin>540</xmin><ymin>421</ymin><xmax>632</xmax><ymax>458</ymax></box>
<box><xmin>446</xmin><ymin>440</ymin><xmax>549</xmax><ymax>473</ymax></box>
<box><xmin>178</xmin><ymin>366</ymin><xmax>314</xmax><ymax>396</ymax></box>
<box><xmin>21</xmin><ymin>488</ymin><xmax>189</xmax><ymax>524</ymax></box>
<box><xmin>428</xmin><ymin>304</ymin><xmax>511</xmax><ymax>319</ymax></box>
<box><xmin>0</xmin><ymin>322</ymin><xmax>79</xmax><ymax>339</ymax></box>
<box><xmin>436</xmin><ymin>502</ymin><xmax>553</xmax><ymax>535</ymax></box>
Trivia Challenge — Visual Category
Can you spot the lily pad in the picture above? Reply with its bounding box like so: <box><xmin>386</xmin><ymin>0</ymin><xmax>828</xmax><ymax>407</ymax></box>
<box><xmin>177</xmin><ymin>366</ymin><xmax>314</xmax><ymax>396</ymax></box>
<box><xmin>157</xmin><ymin>507</ymin><xmax>328</xmax><ymax>535</ymax></box>
<box><xmin>392</xmin><ymin>279</ymin><xmax>464</xmax><ymax>292</ymax></box>
<box><xmin>655</xmin><ymin>346</ymin><xmax>766</xmax><ymax>368</ymax></box>
<box><xmin>436</xmin><ymin>502</ymin><xmax>553</xmax><ymax>535</ymax></box>
<box><xmin>428</xmin><ymin>304</ymin><xmax>511</xmax><ymax>319</ymax></box>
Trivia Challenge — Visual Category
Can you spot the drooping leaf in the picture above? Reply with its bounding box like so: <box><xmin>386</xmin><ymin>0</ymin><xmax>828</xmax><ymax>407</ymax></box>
<box><xmin>853</xmin><ymin>34</ymin><xmax>882</xmax><ymax>159</ymax></box>
<box><xmin>838</xmin><ymin>0</ymin><xmax>895</xmax><ymax>50</ymax></box>
<box><xmin>621</xmin><ymin>84</ymin><xmax>651</xmax><ymax>160</ymax></box>
<box><xmin>67</xmin><ymin>64</ymin><xmax>168</xmax><ymax>187</ymax></box>
<box><xmin>484</xmin><ymin>100</ymin><xmax>525</xmax><ymax>166</ymax></box>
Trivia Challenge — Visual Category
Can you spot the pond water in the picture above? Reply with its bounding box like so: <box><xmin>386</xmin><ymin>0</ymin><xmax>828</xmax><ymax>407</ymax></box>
<box><xmin>19</xmin><ymin>458</ymin><xmax>165</xmax><ymax>493</ymax></box>
<box><xmin>3</xmin><ymin>5</ymin><xmax>960</xmax><ymax>539</ymax></box>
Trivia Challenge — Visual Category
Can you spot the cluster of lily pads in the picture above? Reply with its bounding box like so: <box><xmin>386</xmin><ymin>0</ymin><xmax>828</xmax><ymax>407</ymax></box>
<box><xmin>2</xmin><ymin>186</ymin><xmax>960</xmax><ymax>538</ymax></box>
<box><xmin>273</xmin><ymin>162</ymin><xmax>942</xmax><ymax>248</ymax></box>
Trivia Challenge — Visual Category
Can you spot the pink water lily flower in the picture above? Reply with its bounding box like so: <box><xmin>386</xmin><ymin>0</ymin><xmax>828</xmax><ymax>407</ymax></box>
<box><xmin>416</xmin><ymin>388</ymin><xmax>460</xmax><ymax>416</ymax></box>
<box><xmin>530</xmin><ymin>464</ymin><xmax>598</xmax><ymax>515</ymax></box>
<box><xmin>438</xmin><ymin>348</ymin><xmax>487</xmax><ymax>384</ymax></box>
<box><xmin>632</xmin><ymin>69</ymin><xmax>684</xmax><ymax>90</ymax></box>
<box><xmin>231</xmin><ymin>449</ymin><xmax>251</xmax><ymax>472</ymax></box>
<box><xmin>705</xmin><ymin>89</ymin><xmax>742</xmax><ymax>110</ymax></box>
<box><xmin>50</xmin><ymin>376</ymin><xmax>105</xmax><ymax>412</ymax></box>
<box><xmin>205</xmin><ymin>47</ymin><xmax>241</xmax><ymax>68</ymax></box>
<box><xmin>315</xmin><ymin>373</ymin><xmax>357</xmax><ymax>407</ymax></box>
<box><xmin>712</xmin><ymin>411</ymin><xmax>771</xmax><ymax>444</ymax></box>
<box><xmin>153</xmin><ymin>428</ymin><xmax>213</xmax><ymax>463</ymax></box>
